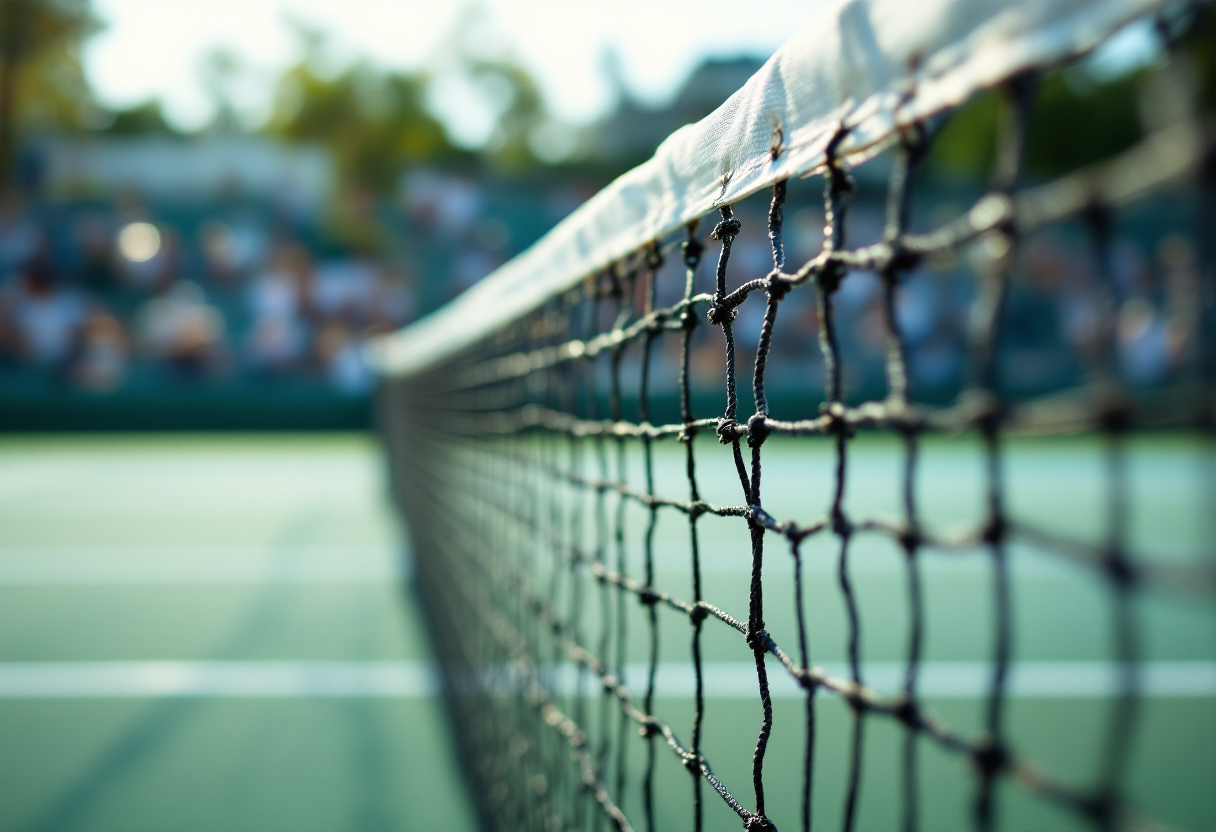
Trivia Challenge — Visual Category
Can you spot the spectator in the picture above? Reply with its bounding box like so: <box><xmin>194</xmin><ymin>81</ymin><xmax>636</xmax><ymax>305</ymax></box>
<box><xmin>250</xmin><ymin>245</ymin><xmax>311</xmax><ymax>319</ymax></box>
<box><xmin>0</xmin><ymin>260</ymin><xmax>85</xmax><ymax>367</ymax></box>
<box><xmin>313</xmin><ymin>256</ymin><xmax>379</xmax><ymax>323</ymax></box>
<box><xmin>72</xmin><ymin>310</ymin><xmax>128</xmax><ymax>391</ymax></box>
<box><xmin>0</xmin><ymin>191</ymin><xmax>39</xmax><ymax>279</ymax></box>
<box><xmin>246</xmin><ymin>245</ymin><xmax>313</xmax><ymax>374</ymax></box>
<box><xmin>138</xmin><ymin>281</ymin><xmax>226</xmax><ymax>378</ymax></box>
<box><xmin>1118</xmin><ymin>297</ymin><xmax>1171</xmax><ymax>386</ymax></box>
<box><xmin>371</xmin><ymin>269</ymin><xmax>416</xmax><ymax>329</ymax></box>
<box><xmin>199</xmin><ymin>216</ymin><xmax>268</xmax><ymax>285</ymax></box>
<box><xmin>199</xmin><ymin>221</ymin><xmax>242</xmax><ymax>284</ymax></box>
<box><xmin>315</xmin><ymin>319</ymin><xmax>374</xmax><ymax>395</ymax></box>
<box><xmin>247</xmin><ymin>314</ymin><xmax>308</xmax><ymax>375</ymax></box>
<box><xmin>403</xmin><ymin>170</ymin><xmax>481</xmax><ymax>236</ymax></box>
<box><xmin>73</xmin><ymin>211</ymin><xmax>120</xmax><ymax>293</ymax></box>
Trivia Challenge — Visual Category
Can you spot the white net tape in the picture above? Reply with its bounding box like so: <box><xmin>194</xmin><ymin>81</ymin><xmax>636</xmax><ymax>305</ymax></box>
<box><xmin>372</xmin><ymin>0</ymin><xmax>1173</xmax><ymax>376</ymax></box>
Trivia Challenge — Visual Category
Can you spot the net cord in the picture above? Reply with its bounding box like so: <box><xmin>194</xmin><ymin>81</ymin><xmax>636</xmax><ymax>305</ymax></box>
<box><xmin>372</xmin><ymin>0</ymin><xmax>1180</xmax><ymax>379</ymax></box>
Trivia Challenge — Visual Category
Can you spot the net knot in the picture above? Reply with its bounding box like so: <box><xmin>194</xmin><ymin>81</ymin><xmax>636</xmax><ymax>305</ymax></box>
<box><xmin>816</xmin><ymin>256</ymin><xmax>847</xmax><ymax>294</ymax></box>
<box><xmin>964</xmin><ymin>389</ymin><xmax>1002</xmax><ymax>434</ymax></box>
<box><xmin>982</xmin><ymin>515</ymin><xmax>1006</xmax><ymax>546</ymax></box>
<box><xmin>706</xmin><ymin>300</ymin><xmax>737</xmax><ymax>326</ymax></box>
<box><xmin>689</xmin><ymin>603</ymin><xmax>710</xmax><ymax>625</ymax></box>
<box><xmin>680</xmin><ymin>307</ymin><xmax>699</xmax><ymax>331</ymax></box>
<box><xmin>971</xmin><ymin>737</ymin><xmax>1010</xmax><ymax>778</ymax></box>
<box><xmin>1098</xmin><ymin>398</ymin><xmax>1132</xmax><ymax>434</ymax></box>
<box><xmin>883</xmin><ymin>241</ymin><xmax>920</xmax><ymax>274</ymax></box>
<box><xmin>645</xmin><ymin>244</ymin><xmax>664</xmax><ymax>271</ymax></box>
<box><xmin>894</xmin><ymin>696</ymin><xmax>920</xmax><ymax>727</ymax></box>
<box><xmin>746</xmin><ymin>628</ymin><xmax>771</xmax><ymax>653</ymax></box>
<box><xmin>1080</xmin><ymin>790</ymin><xmax>1120</xmax><ymax>828</ymax></box>
<box><xmin>831</xmin><ymin>510</ymin><xmax>853</xmax><ymax>538</ymax></box>
<box><xmin>743</xmin><ymin>814</ymin><xmax>778</xmax><ymax>831</ymax></box>
<box><xmin>638</xmin><ymin>719</ymin><xmax>661</xmax><ymax>739</ymax></box>
<box><xmin>638</xmin><ymin>588</ymin><xmax>659</xmax><ymax>607</ymax></box>
<box><xmin>715</xmin><ymin>417</ymin><xmax>742</xmax><ymax>444</ymax></box>
<box><xmin>765</xmin><ymin>271</ymin><xmax>790</xmax><ymax>300</ymax></box>
<box><xmin>821</xmin><ymin>401</ymin><xmax>851</xmax><ymax>436</ymax></box>
<box><xmin>683</xmin><ymin>752</ymin><xmax>704</xmax><ymax>774</ymax></box>
<box><xmin>1104</xmin><ymin>547</ymin><xmax>1137</xmax><ymax>588</ymax></box>
<box><xmin>746</xmin><ymin>413</ymin><xmax>771</xmax><ymax>447</ymax></box>
<box><xmin>682</xmin><ymin>236</ymin><xmax>704</xmax><ymax>268</ymax></box>
<box><xmin>711</xmin><ymin>216</ymin><xmax>742</xmax><ymax>241</ymax></box>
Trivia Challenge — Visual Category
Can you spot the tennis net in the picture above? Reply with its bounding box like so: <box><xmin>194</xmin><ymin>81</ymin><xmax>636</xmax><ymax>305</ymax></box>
<box><xmin>375</xmin><ymin>1</ymin><xmax>1216</xmax><ymax>830</ymax></box>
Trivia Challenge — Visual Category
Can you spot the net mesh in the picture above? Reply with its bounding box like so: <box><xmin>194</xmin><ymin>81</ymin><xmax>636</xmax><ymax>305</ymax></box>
<box><xmin>379</xmin><ymin>9</ymin><xmax>1215</xmax><ymax>832</ymax></box>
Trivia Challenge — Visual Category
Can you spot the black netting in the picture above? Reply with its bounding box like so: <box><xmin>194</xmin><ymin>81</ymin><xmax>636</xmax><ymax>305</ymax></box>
<box><xmin>380</xmin><ymin>12</ymin><xmax>1215</xmax><ymax>832</ymax></box>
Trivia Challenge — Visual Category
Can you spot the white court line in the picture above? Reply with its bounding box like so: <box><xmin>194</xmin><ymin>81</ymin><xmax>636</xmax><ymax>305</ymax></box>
<box><xmin>0</xmin><ymin>545</ymin><xmax>406</xmax><ymax>585</ymax></box>
<box><xmin>0</xmin><ymin>661</ymin><xmax>1212</xmax><ymax>699</ymax></box>
<box><xmin>0</xmin><ymin>662</ymin><xmax>440</xmax><ymax>698</ymax></box>
<box><xmin>0</xmin><ymin>542</ymin><xmax>1146</xmax><ymax>585</ymax></box>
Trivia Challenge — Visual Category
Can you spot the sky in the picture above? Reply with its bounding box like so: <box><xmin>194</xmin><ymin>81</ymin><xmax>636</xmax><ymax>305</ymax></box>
<box><xmin>83</xmin><ymin>0</ymin><xmax>830</xmax><ymax>135</ymax></box>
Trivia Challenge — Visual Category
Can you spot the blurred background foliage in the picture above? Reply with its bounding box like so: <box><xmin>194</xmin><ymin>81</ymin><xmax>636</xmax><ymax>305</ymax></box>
<box><xmin>6</xmin><ymin>0</ymin><xmax>1211</xmax><ymax>192</ymax></box>
<box><xmin>265</xmin><ymin>29</ymin><xmax>458</xmax><ymax>194</ymax></box>
<box><xmin>0</xmin><ymin>0</ymin><xmax>573</xmax><ymax>191</ymax></box>
<box><xmin>925</xmin><ymin>5</ymin><xmax>1215</xmax><ymax>183</ymax></box>
<box><xmin>0</xmin><ymin>0</ymin><xmax>101</xmax><ymax>184</ymax></box>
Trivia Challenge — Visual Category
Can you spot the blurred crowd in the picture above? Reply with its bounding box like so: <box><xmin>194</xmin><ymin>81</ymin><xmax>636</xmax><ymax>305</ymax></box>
<box><xmin>0</xmin><ymin>176</ymin><xmax>1197</xmax><ymax>404</ymax></box>
<box><xmin>0</xmin><ymin>139</ymin><xmax>597</xmax><ymax>399</ymax></box>
<box><xmin>648</xmin><ymin>191</ymin><xmax>1198</xmax><ymax>403</ymax></box>
<box><xmin>0</xmin><ymin>188</ymin><xmax>417</xmax><ymax>396</ymax></box>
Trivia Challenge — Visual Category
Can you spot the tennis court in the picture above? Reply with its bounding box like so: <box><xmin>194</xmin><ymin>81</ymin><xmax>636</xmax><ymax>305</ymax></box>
<box><xmin>0</xmin><ymin>434</ymin><xmax>477</xmax><ymax>832</ymax></box>
<box><xmin>3</xmin><ymin>1</ymin><xmax>1216</xmax><ymax>830</ymax></box>
<box><xmin>2</xmin><ymin>433</ymin><xmax>1210</xmax><ymax>831</ymax></box>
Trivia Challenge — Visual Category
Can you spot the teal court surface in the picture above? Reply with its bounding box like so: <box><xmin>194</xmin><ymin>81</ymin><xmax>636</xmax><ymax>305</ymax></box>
<box><xmin>0</xmin><ymin>433</ymin><xmax>1213</xmax><ymax>831</ymax></box>
<box><xmin>0</xmin><ymin>435</ymin><xmax>477</xmax><ymax>832</ymax></box>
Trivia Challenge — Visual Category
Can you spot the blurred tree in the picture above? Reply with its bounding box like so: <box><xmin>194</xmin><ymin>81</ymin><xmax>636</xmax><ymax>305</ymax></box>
<box><xmin>266</xmin><ymin>28</ymin><xmax>457</xmax><ymax>195</ymax></box>
<box><xmin>0</xmin><ymin>0</ymin><xmax>100</xmax><ymax>186</ymax></box>
<box><xmin>266</xmin><ymin>10</ymin><xmax>564</xmax><ymax>191</ymax></box>
<box><xmin>925</xmin><ymin>7</ymin><xmax>1216</xmax><ymax>187</ymax></box>
<box><xmin>101</xmin><ymin>99</ymin><xmax>179</xmax><ymax>136</ymax></box>
<box><xmin>425</xmin><ymin>5</ymin><xmax>553</xmax><ymax>172</ymax></box>
<box><xmin>200</xmin><ymin>47</ymin><xmax>243</xmax><ymax>133</ymax></box>
<box><xmin>456</xmin><ymin>54</ymin><xmax>547</xmax><ymax>171</ymax></box>
<box><xmin>924</xmin><ymin>72</ymin><xmax>1143</xmax><ymax>186</ymax></box>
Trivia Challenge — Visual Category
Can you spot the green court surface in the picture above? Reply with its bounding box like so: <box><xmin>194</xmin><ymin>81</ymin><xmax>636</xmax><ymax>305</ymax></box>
<box><xmin>0</xmin><ymin>435</ymin><xmax>477</xmax><ymax>832</ymax></box>
<box><xmin>0</xmin><ymin>434</ymin><xmax>1213</xmax><ymax>831</ymax></box>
